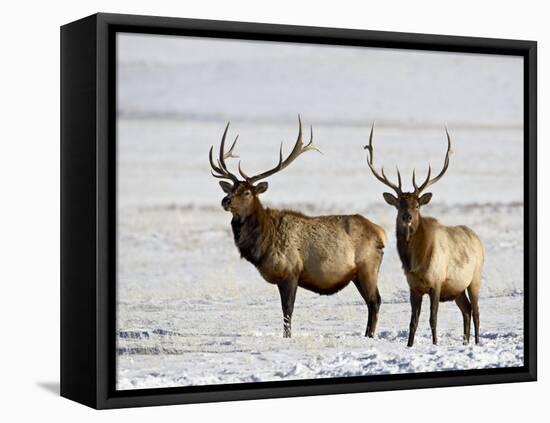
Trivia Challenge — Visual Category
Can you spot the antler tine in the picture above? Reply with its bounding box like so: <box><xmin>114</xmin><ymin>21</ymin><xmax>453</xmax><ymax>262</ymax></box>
<box><xmin>396</xmin><ymin>166</ymin><xmax>403</xmax><ymax>192</ymax></box>
<box><xmin>209</xmin><ymin>146</ymin><xmax>226</xmax><ymax>176</ymax></box>
<box><xmin>364</xmin><ymin>122</ymin><xmax>403</xmax><ymax>195</ymax></box>
<box><xmin>412</xmin><ymin>165</ymin><xmax>431</xmax><ymax>194</ymax></box>
<box><xmin>238</xmin><ymin>115</ymin><xmax>321</xmax><ymax>183</ymax></box>
<box><xmin>237</xmin><ymin>160</ymin><xmax>251</xmax><ymax>180</ymax></box>
<box><xmin>210</xmin><ymin>170</ymin><xmax>233</xmax><ymax>180</ymax></box>
<box><xmin>218</xmin><ymin>123</ymin><xmax>237</xmax><ymax>173</ymax></box>
<box><xmin>209</xmin><ymin>122</ymin><xmax>240</xmax><ymax>183</ymax></box>
<box><xmin>413</xmin><ymin>127</ymin><xmax>452</xmax><ymax>194</ymax></box>
<box><xmin>224</xmin><ymin>136</ymin><xmax>240</xmax><ymax>159</ymax></box>
<box><xmin>304</xmin><ymin>125</ymin><xmax>322</xmax><ymax>154</ymax></box>
<box><xmin>216</xmin><ymin>135</ymin><xmax>240</xmax><ymax>172</ymax></box>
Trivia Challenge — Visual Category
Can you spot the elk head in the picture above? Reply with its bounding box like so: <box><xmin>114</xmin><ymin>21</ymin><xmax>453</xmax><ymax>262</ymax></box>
<box><xmin>364</xmin><ymin>123</ymin><xmax>452</xmax><ymax>241</ymax></box>
<box><xmin>209</xmin><ymin>116</ymin><xmax>321</xmax><ymax>218</ymax></box>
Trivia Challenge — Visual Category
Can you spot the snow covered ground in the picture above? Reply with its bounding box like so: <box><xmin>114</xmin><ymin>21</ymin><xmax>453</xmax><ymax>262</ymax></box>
<box><xmin>115</xmin><ymin>35</ymin><xmax>524</xmax><ymax>390</ymax></box>
<box><xmin>115</xmin><ymin>120</ymin><xmax>524</xmax><ymax>390</ymax></box>
<box><xmin>117</xmin><ymin>296</ymin><xmax>523</xmax><ymax>390</ymax></box>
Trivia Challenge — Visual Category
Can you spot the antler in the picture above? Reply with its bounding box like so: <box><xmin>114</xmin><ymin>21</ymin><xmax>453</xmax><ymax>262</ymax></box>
<box><xmin>412</xmin><ymin>126</ymin><xmax>452</xmax><ymax>195</ymax></box>
<box><xmin>364</xmin><ymin>122</ymin><xmax>403</xmax><ymax>195</ymax></box>
<box><xmin>209</xmin><ymin>122</ymin><xmax>240</xmax><ymax>183</ymax></box>
<box><xmin>237</xmin><ymin>115</ymin><xmax>321</xmax><ymax>183</ymax></box>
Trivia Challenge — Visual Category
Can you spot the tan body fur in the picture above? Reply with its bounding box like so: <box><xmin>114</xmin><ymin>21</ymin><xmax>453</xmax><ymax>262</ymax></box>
<box><xmin>402</xmin><ymin>217</ymin><xmax>483</xmax><ymax>303</ymax></box>
<box><xmin>240</xmin><ymin>207</ymin><xmax>385</xmax><ymax>294</ymax></box>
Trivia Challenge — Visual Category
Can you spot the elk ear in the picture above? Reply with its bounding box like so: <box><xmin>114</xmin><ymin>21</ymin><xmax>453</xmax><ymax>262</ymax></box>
<box><xmin>254</xmin><ymin>181</ymin><xmax>269</xmax><ymax>194</ymax></box>
<box><xmin>383</xmin><ymin>192</ymin><xmax>399</xmax><ymax>208</ymax></box>
<box><xmin>219</xmin><ymin>181</ymin><xmax>233</xmax><ymax>193</ymax></box>
<box><xmin>419</xmin><ymin>192</ymin><xmax>432</xmax><ymax>206</ymax></box>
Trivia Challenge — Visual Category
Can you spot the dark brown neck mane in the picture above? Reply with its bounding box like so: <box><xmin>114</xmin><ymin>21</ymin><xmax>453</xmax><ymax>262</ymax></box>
<box><xmin>396</xmin><ymin>216</ymin><xmax>425</xmax><ymax>273</ymax></box>
<box><xmin>230</xmin><ymin>198</ymin><xmax>275</xmax><ymax>268</ymax></box>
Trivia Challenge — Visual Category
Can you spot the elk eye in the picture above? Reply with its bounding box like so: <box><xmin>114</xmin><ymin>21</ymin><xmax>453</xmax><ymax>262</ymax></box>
<box><xmin>244</xmin><ymin>191</ymin><xmax>251</xmax><ymax>196</ymax></box>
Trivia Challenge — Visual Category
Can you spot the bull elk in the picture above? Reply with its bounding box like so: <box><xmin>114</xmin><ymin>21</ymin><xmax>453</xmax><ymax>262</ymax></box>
<box><xmin>210</xmin><ymin>117</ymin><xmax>386</xmax><ymax>338</ymax></box>
<box><xmin>364</xmin><ymin>124</ymin><xmax>484</xmax><ymax>347</ymax></box>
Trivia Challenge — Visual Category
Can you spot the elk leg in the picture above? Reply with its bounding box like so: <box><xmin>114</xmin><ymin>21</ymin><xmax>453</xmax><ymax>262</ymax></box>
<box><xmin>407</xmin><ymin>291</ymin><xmax>422</xmax><ymax>347</ymax></box>
<box><xmin>277</xmin><ymin>281</ymin><xmax>298</xmax><ymax>338</ymax></box>
<box><xmin>367</xmin><ymin>288</ymin><xmax>382</xmax><ymax>337</ymax></box>
<box><xmin>354</xmin><ymin>264</ymin><xmax>382</xmax><ymax>338</ymax></box>
<box><xmin>353</xmin><ymin>281</ymin><xmax>381</xmax><ymax>338</ymax></box>
<box><xmin>468</xmin><ymin>282</ymin><xmax>481</xmax><ymax>344</ymax></box>
<box><xmin>455</xmin><ymin>291</ymin><xmax>472</xmax><ymax>345</ymax></box>
<box><xmin>429</xmin><ymin>287</ymin><xmax>441</xmax><ymax>345</ymax></box>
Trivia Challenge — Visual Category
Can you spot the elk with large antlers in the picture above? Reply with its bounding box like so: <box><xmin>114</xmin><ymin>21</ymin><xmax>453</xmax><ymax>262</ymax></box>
<box><xmin>210</xmin><ymin>117</ymin><xmax>386</xmax><ymax>338</ymax></box>
<box><xmin>365</xmin><ymin>124</ymin><xmax>484</xmax><ymax>347</ymax></box>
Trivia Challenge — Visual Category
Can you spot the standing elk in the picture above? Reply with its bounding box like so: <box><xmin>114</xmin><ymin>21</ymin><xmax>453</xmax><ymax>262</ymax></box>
<box><xmin>364</xmin><ymin>124</ymin><xmax>484</xmax><ymax>347</ymax></box>
<box><xmin>210</xmin><ymin>117</ymin><xmax>386</xmax><ymax>338</ymax></box>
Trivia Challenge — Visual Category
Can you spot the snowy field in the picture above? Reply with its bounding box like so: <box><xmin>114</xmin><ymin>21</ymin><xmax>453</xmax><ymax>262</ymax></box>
<box><xmin>115</xmin><ymin>35</ymin><xmax>524</xmax><ymax>390</ymax></box>
<box><xmin>117</xmin><ymin>297</ymin><xmax>523</xmax><ymax>389</ymax></box>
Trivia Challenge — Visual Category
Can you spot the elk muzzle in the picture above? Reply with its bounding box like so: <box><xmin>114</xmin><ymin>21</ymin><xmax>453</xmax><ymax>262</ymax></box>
<box><xmin>397</xmin><ymin>215</ymin><xmax>414</xmax><ymax>242</ymax></box>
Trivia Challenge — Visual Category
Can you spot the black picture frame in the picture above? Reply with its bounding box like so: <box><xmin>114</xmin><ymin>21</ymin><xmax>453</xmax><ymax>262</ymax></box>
<box><xmin>60</xmin><ymin>12</ymin><xmax>537</xmax><ymax>409</ymax></box>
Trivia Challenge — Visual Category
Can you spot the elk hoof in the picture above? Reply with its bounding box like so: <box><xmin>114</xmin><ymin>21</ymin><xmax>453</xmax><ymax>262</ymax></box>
<box><xmin>365</xmin><ymin>325</ymin><xmax>374</xmax><ymax>337</ymax></box>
